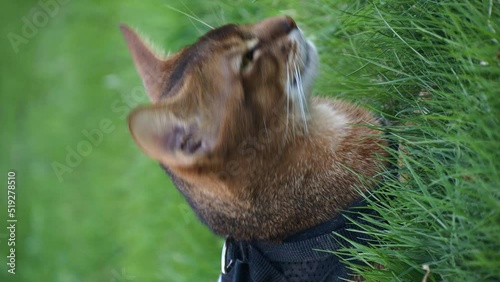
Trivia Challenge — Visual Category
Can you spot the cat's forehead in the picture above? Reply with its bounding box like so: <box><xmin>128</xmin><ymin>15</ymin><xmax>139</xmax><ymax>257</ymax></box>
<box><xmin>162</xmin><ymin>25</ymin><xmax>252</xmax><ymax>97</ymax></box>
<box><xmin>199</xmin><ymin>24</ymin><xmax>252</xmax><ymax>42</ymax></box>
<box><xmin>160</xmin><ymin>17</ymin><xmax>297</xmax><ymax>99</ymax></box>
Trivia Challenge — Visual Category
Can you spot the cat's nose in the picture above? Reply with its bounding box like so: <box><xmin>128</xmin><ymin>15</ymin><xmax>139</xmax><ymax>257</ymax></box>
<box><xmin>253</xmin><ymin>16</ymin><xmax>298</xmax><ymax>40</ymax></box>
<box><xmin>280</xmin><ymin>16</ymin><xmax>297</xmax><ymax>33</ymax></box>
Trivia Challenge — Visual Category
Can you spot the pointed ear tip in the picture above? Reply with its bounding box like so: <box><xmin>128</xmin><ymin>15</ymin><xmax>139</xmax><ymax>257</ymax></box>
<box><xmin>119</xmin><ymin>23</ymin><xmax>132</xmax><ymax>35</ymax></box>
<box><xmin>127</xmin><ymin>109</ymin><xmax>148</xmax><ymax>149</ymax></box>
<box><xmin>127</xmin><ymin>107</ymin><xmax>142</xmax><ymax>127</ymax></box>
<box><xmin>119</xmin><ymin>23</ymin><xmax>136</xmax><ymax>38</ymax></box>
<box><xmin>127</xmin><ymin>105</ymin><xmax>156</xmax><ymax>131</ymax></box>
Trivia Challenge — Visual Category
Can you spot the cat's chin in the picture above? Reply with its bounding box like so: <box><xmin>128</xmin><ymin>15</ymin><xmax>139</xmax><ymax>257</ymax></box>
<box><xmin>301</xmin><ymin>40</ymin><xmax>319</xmax><ymax>91</ymax></box>
<box><xmin>288</xmin><ymin>29</ymin><xmax>319</xmax><ymax>94</ymax></box>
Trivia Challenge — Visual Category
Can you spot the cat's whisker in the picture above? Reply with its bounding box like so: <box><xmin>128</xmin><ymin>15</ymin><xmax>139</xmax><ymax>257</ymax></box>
<box><xmin>288</xmin><ymin>61</ymin><xmax>297</xmax><ymax>140</ymax></box>
<box><xmin>293</xmin><ymin>62</ymin><xmax>305</xmax><ymax>134</ymax></box>
<box><xmin>285</xmin><ymin>61</ymin><xmax>290</xmax><ymax>138</ymax></box>
<box><xmin>295</xmin><ymin>64</ymin><xmax>302</xmax><ymax>138</ymax></box>
<box><xmin>296</xmin><ymin>62</ymin><xmax>308</xmax><ymax>134</ymax></box>
<box><xmin>165</xmin><ymin>5</ymin><xmax>214</xmax><ymax>30</ymax></box>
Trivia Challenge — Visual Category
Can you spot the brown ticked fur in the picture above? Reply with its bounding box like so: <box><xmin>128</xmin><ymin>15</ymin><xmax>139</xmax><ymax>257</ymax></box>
<box><xmin>121</xmin><ymin>16</ymin><xmax>388</xmax><ymax>242</ymax></box>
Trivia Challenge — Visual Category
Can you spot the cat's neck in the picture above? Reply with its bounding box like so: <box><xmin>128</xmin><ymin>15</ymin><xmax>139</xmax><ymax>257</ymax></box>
<box><xmin>167</xmin><ymin>97</ymin><xmax>387</xmax><ymax>241</ymax></box>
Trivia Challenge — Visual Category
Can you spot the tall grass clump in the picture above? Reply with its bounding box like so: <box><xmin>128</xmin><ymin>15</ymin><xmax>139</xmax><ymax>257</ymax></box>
<box><xmin>306</xmin><ymin>0</ymin><xmax>500</xmax><ymax>281</ymax></box>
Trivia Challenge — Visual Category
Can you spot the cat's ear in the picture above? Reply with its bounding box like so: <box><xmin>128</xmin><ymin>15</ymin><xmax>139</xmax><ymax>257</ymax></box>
<box><xmin>128</xmin><ymin>104</ymin><xmax>216</xmax><ymax>167</ymax></box>
<box><xmin>120</xmin><ymin>24</ymin><xmax>165</xmax><ymax>102</ymax></box>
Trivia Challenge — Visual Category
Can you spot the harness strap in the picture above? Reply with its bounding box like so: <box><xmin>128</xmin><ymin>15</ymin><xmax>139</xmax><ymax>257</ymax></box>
<box><xmin>220</xmin><ymin>198</ymin><xmax>378</xmax><ymax>282</ymax></box>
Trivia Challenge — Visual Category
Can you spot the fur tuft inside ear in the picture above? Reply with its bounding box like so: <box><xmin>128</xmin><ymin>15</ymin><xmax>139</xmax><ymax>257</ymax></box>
<box><xmin>128</xmin><ymin>104</ymin><xmax>213</xmax><ymax>167</ymax></box>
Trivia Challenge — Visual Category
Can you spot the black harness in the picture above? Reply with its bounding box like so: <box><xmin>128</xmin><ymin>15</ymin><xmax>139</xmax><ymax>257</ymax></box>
<box><xmin>219</xmin><ymin>198</ymin><xmax>378</xmax><ymax>282</ymax></box>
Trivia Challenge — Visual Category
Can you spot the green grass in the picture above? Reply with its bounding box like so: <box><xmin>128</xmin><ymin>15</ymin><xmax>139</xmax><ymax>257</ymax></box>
<box><xmin>320</xmin><ymin>1</ymin><xmax>500</xmax><ymax>281</ymax></box>
<box><xmin>1</xmin><ymin>0</ymin><xmax>498</xmax><ymax>281</ymax></box>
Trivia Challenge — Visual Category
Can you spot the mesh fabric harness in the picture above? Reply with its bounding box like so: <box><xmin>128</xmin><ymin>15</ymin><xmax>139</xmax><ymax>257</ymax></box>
<box><xmin>219</xmin><ymin>198</ymin><xmax>378</xmax><ymax>282</ymax></box>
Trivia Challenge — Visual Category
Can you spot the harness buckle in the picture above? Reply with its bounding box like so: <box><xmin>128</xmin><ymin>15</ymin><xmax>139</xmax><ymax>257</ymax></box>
<box><xmin>221</xmin><ymin>237</ymin><xmax>234</xmax><ymax>274</ymax></box>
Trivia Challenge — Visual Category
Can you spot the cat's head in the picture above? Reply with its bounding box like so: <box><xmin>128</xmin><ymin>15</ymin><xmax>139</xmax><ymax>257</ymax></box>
<box><xmin>121</xmin><ymin>16</ymin><xmax>318</xmax><ymax>169</ymax></box>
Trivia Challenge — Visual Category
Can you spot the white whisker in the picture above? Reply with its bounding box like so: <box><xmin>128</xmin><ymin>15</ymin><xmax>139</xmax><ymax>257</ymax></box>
<box><xmin>293</xmin><ymin>62</ymin><xmax>307</xmax><ymax>134</ymax></box>
<box><xmin>296</xmin><ymin>63</ymin><xmax>308</xmax><ymax>133</ymax></box>
<box><xmin>165</xmin><ymin>5</ymin><xmax>214</xmax><ymax>30</ymax></box>
<box><xmin>285</xmin><ymin>61</ymin><xmax>290</xmax><ymax>138</ymax></box>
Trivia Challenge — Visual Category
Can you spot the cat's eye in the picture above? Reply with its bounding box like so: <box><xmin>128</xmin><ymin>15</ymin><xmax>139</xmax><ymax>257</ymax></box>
<box><xmin>245</xmin><ymin>49</ymin><xmax>254</xmax><ymax>61</ymax></box>
<box><xmin>241</xmin><ymin>46</ymin><xmax>258</xmax><ymax>70</ymax></box>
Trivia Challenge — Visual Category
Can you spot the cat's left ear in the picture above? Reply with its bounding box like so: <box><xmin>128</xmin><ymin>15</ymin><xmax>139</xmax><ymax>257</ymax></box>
<box><xmin>120</xmin><ymin>24</ymin><xmax>165</xmax><ymax>102</ymax></box>
<box><xmin>127</xmin><ymin>104</ymin><xmax>217</xmax><ymax>167</ymax></box>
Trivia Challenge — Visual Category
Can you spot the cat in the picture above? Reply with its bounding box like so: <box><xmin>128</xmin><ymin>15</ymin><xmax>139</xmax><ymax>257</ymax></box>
<box><xmin>121</xmin><ymin>15</ymin><xmax>388</xmax><ymax>281</ymax></box>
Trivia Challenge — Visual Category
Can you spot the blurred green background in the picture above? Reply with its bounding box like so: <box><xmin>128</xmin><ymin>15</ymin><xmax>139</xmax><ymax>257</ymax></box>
<box><xmin>0</xmin><ymin>1</ymin><xmax>314</xmax><ymax>281</ymax></box>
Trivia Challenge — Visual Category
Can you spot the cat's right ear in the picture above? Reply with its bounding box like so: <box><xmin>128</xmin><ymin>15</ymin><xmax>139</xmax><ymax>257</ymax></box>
<box><xmin>120</xmin><ymin>24</ymin><xmax>165</xmax><ymax>102</ymax></box>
